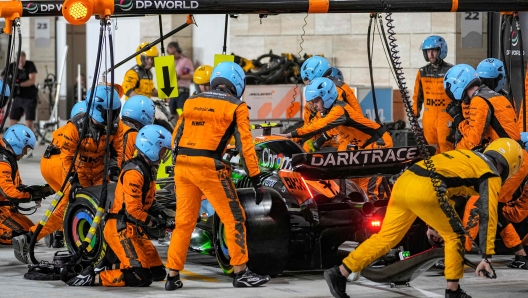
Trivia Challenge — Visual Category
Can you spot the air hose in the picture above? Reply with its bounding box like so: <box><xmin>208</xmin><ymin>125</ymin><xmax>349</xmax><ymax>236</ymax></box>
<box><xmin>512</xmin><ymin>12</ymin><xmax>526</xmax><ymax>132</ymax></box>
<box><xmin>379</xmin><ymin>0</ymin><xmax>496</xmax><ymax>278</ymax></box>
<box><xmin>0</xmin><ymin>20</ymin><xmax>21</xmax><ymax>132</ymax></box>
<box><xmin>500</xmin><ymin>14</ymin><xmax>515</xmax><ymax>104</ymax></box>
<box><xmin>75</xmin><ymin>17</ymin><xmax>115</xmax><ymax>263</ymax></box>
<box><xmin>367</xmin><ymin>13</ymin><xmax>382</xmax><ymax>125</ymax></box>
<box><xmin>0</xmin><ymin>33</ymin><xmax>12</xmax><ymax>111</ymax></box>
<box><xmin>28</xmin><ymin>20</ymin><xmax>106</xmax><ymax>265</ymax></box>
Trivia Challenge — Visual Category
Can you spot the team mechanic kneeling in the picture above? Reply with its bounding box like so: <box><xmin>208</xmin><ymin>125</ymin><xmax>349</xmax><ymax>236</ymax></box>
<box><xmin>324</xmin><ymin>138</ymin><xmax>524</xmax><ymax>298</ymax></box>
<box><xmin>66</xmin><ymin>124</ymin><xmax>173</xmax><ymax>287</ymax></box>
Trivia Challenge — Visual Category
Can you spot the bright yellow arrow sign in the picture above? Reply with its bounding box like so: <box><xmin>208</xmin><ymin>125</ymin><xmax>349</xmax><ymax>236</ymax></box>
<box><xmin>155</xmin><ymin>55</ymin><xmax>178</xmax><ymax>99</ymax></box>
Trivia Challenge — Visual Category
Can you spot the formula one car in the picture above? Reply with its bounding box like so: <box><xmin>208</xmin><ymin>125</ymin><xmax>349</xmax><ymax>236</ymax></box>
<box><xmin>60</xmin><ymin>125</ymin><xmax>430</xmax><ymax>277</ymax></box>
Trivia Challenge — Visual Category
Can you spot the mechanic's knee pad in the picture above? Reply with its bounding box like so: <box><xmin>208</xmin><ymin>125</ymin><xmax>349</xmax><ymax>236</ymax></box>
<box><xmin>150</xmin><ymin>265</ymin><xmax>166</xmax><ymax>282</ymax></box>
<box><xmin>123</xmin><ymin>267</ymin><xmax>153</xmax><ymax>287</ymax></box>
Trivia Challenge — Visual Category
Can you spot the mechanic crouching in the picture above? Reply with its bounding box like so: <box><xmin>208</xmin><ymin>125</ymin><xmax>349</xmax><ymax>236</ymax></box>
<box><xmin>166</xmin><ymin>62</ymin><xmax>270</xmax><ymax>290</ymax></box>
<box><xmin>13</xmin><ymin>85</ymin><xmax>124</xmax><ymax>264</ymax></box>
<box><xmin>66</xmin><ymin>125</ymin><xmax>173</xmax><ymax>286</ymax></box>
<box><xmin>0</xmin><ymin>125</ymin><xmax>45</xmax><ymax>245</ymax></box>
<box><xmin>324</xmin><ymin>138</ymin><xmax>523</xmax><ymax>298</ymax></box>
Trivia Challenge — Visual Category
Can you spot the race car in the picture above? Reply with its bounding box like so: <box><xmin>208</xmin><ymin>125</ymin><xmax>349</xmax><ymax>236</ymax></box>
<box><xmin>60</xmin><ymin>124</ymin><xmax>429</xmax><ymax>277</ymax></box>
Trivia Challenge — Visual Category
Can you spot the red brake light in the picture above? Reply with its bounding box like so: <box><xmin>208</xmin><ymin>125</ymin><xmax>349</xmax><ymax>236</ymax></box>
<box><xmin>371</xmin><ymin>220</ymin><xmax>381</xmax><ymax>227</ymax></box>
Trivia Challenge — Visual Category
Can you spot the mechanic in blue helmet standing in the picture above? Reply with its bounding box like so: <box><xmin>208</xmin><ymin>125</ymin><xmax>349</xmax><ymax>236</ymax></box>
<box><xmin>413</xmin><ymin>35</ymin><xmax>454</xmax><ymax>153</ymax></box>
<box><xmin>165</xmin><ymin>61</ymin><xmax>270</xmax><ymax>290</ymax></box>
<box><xmin>12</xmin><ymin>85</ymin><xmax>125</xmax><ymax>264</ymax></box>
<box><xmin>66</xmin><ymin>124</ymin><xmax>172</xmax><ymax>287</ymax></box>
<box><xmin>0</xmin><ymin>123</ymin><xmax>39</xmax><ymax>246</ymax></box>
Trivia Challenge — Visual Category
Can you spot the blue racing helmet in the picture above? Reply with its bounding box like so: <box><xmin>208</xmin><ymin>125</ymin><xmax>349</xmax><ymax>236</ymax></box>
<box><xmin>305</xmin><ymin>77</ymin><xmax>338</xmax><ymax>109</ymax></box>
<box><xmin>0</xmin><ymin>79</ymin><xmax>11</xmax><ymax>96</ymax></box>
<box><xmin>86</xmin><ymin>85</ymin><xmax>121</xmax><ymax>125</ymax></box>
<box><xmin>444</xmin><ymin>64</ymin><xmax>482</xmax><ymax>102</ymax></box>
<box><xmin>121</xmin><ymin>95</ymin><xmax>155</xmax><ymax>128</ymax></box>
<box><xmin>421</xmin><ymin>35</ymin><xmax>448</xmax><ymax>62</ymax></box>
<box><xmin>476</xmin><ymin>58</ymin><xmax>506</xmax><ymax>92</ymax></box>
<box><xmin>135</xmin><ymin>124</ymin><xmax>172</xmax><ymax>163</ymax></box>
<box><xmin>329</xmin><ymin>67</ymin><xmax>344</xmax><ymax>82</ymax></box>
<box><xmin>210</xmin><ymin>62</ymin><xmax>246</xmax><ymax>98</ymax></box>
<box><xmin>301</xmin><ymin>56</ymin><xmax>331</xmax><ymax>82</ymax></box>
<box><xmin>3</xmin><ymin>124</ymin><xmax>36</xmax><ymax>156</ymax></box>
<box><xmin>70</xmin><ymin>101</ymin><xmax>87</xmax><ymax>118</ymax></box>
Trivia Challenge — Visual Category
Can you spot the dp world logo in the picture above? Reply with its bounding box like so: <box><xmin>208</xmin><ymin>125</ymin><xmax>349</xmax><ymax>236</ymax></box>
<box><xmin>511</xmin><ymin>31</ymin><xmax>519</xmax><ymax>47</ymax></box>
<box><xmin>23</xmin><ymin>2</ymin><xmax>38</xmax><ymax>14</ymax></box>
<box><xmin>116</xmin><ymin>0</ymin><xmax>133</xmax><ymax>11</ymax></box>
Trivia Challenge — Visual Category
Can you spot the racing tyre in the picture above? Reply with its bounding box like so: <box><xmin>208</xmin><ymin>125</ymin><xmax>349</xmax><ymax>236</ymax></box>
<box><xmin>63</xmin><ymin>184</ymin><xmax>116</xmax><ymax>266</ymax></box>
<box><xmin>213</xmin><ymin>187</ymin><xmax>290</xmax><ymax>276</ymax></box>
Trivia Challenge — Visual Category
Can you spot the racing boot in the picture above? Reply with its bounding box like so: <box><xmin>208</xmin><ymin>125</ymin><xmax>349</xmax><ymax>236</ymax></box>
<box><xmin>324</xmin><ymin>265</ymin><xmax>350</xmax><ymax>298</ymax></box>
<box><xmin>445</xmin><ymin>286</ymin><xmax>472</xmax><ymax>298</ymax></box>
<box><xmin>507</xmin><ymin>255</ymin><xmax>528</xmax><ymax>269</ymax></box>
<box><xmin>165</xmin><ymin>273</ymin><xmax>183</xmax><ymax>291</ymax></box>
<box><xmin>52</xmin><ymin>230</ymin><xmax>64</xmax><ymax>248</ymax></box>
<box><xmin>12</xmin><ymin>232</ymin><xmax>32</xmax><ymax>264</ymax></box>
<box><xmin>66</xmin><ymin>265</ymin><xmax>97</xmax><ymax>286</ymax></box>
<box><xmin>233</xmin><ymin>267</ymin><xmax>271</xmax><ymax>287</ymax></box>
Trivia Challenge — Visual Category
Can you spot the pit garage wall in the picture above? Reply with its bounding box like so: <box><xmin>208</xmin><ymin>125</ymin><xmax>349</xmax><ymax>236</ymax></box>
<box><xmin>229</xmin><ymin>13</ymin><xmax>463</xmax><ymax>122</ymax></box>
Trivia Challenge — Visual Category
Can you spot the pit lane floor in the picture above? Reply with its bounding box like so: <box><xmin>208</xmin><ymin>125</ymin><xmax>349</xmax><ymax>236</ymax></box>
<box><xmin>1</xmin><ymin>145</ymin><xmax>527</xmax><ymax>297</ymax></box>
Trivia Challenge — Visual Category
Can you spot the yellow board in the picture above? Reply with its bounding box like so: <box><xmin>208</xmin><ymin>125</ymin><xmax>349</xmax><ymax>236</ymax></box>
<box><xmin>214</xmin><ymin>54</ymin><xmax>235</xmax><ymax>67</ymax></box>
<box><xmin>155</xmin><ymin>55</ymin><xmax>178</xmax><ymax>99</ymax></box>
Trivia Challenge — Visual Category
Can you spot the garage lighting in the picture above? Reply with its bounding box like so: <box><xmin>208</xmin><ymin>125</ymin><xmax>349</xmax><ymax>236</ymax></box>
<box><xmin>62</xmin><ymin>0</ymin><xmax>114</xmax><ymax>25</ymax></box>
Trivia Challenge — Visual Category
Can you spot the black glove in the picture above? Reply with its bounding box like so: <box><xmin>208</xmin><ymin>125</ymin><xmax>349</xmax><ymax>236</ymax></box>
<box><xmin>19</xmin><ymin>184</ymin><xmax>55</xmax><ymax>200</ymax></box>
<box><xmin>446</xmin><ymin>102</ymin><xmax>464</xmax><ymax>144</ymax></box>
<box><xmin>250</xmin><ymin>175</ymin><xmax>265</xmax><ymax>205</ymax></box>
<box><xmin>313</xmin><ymin>132</ymin><xmax>330</xmax><ymax>150</ymax></box>
<box><xmin>150</xmin><ymin>215</ymin><xmax>167</xmax><ymax>230</ymax></box>
<box><xmin>108</xmin><ymin>166</ymin><xmax>120</xmax><ymax>182</ymax></box>
<box><xmin>148</xmin><ymin>200</ymin><xmax>166</xmax><ymax>217</ymax></box>
<box><xmin>446</xmin><ymin>101</ymin><xmax>462</xmax><ymax>119</ymax></box>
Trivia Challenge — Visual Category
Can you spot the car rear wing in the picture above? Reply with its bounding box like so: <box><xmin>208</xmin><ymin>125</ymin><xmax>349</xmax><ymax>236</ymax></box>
<box><xmin>291</xmin><ymin>146</ymin><xmax>436</xmax><ymax>180</ymax></box>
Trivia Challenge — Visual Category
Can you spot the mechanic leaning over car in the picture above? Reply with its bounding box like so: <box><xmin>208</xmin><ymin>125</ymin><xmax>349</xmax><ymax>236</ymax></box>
<box><xmin>413</xmin><ymin>35</ymin><xmax>455</xmax><ymax>154</ymax></box>
<box><xmin>12</xmin><ymin>85</ymin><xmax>124</xmax><ymax>264</ymax></box>
<box><xmin>324</xmin><ymin>138</ymin><xmax>524</xmax><ymax>298</ymax></box>
<box><xmin>298</xmin><ymin>56</ymin><xmax>363</xmax><ymax>152</ymax></box>
<box><xmin>277</xmin><ymin>77</ymin><xmax>393</xmax><ymax>152</ymax></box>
<box><xmin>166</xmin><ymin>61</ymin><xmax>271</xmax><ymax>290</ymax></box>
<box><xmin>0</xmin><ymin>124</ymin><xmax>44</xmax><ymax>245</ymax></box>
<box><xmin>66</xmin><ymin>125</ymin><xmax>172</xmax><ymax>287</ymax></box>
<box><xmin>122</xmin><ymin>43</ymin><xmax>159</xmax><ymax>100</ymax></box>
<box><xmin>452</xmin><ymin>60</ymin><xmax>528</xmax><ymax>268</ymax></box>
